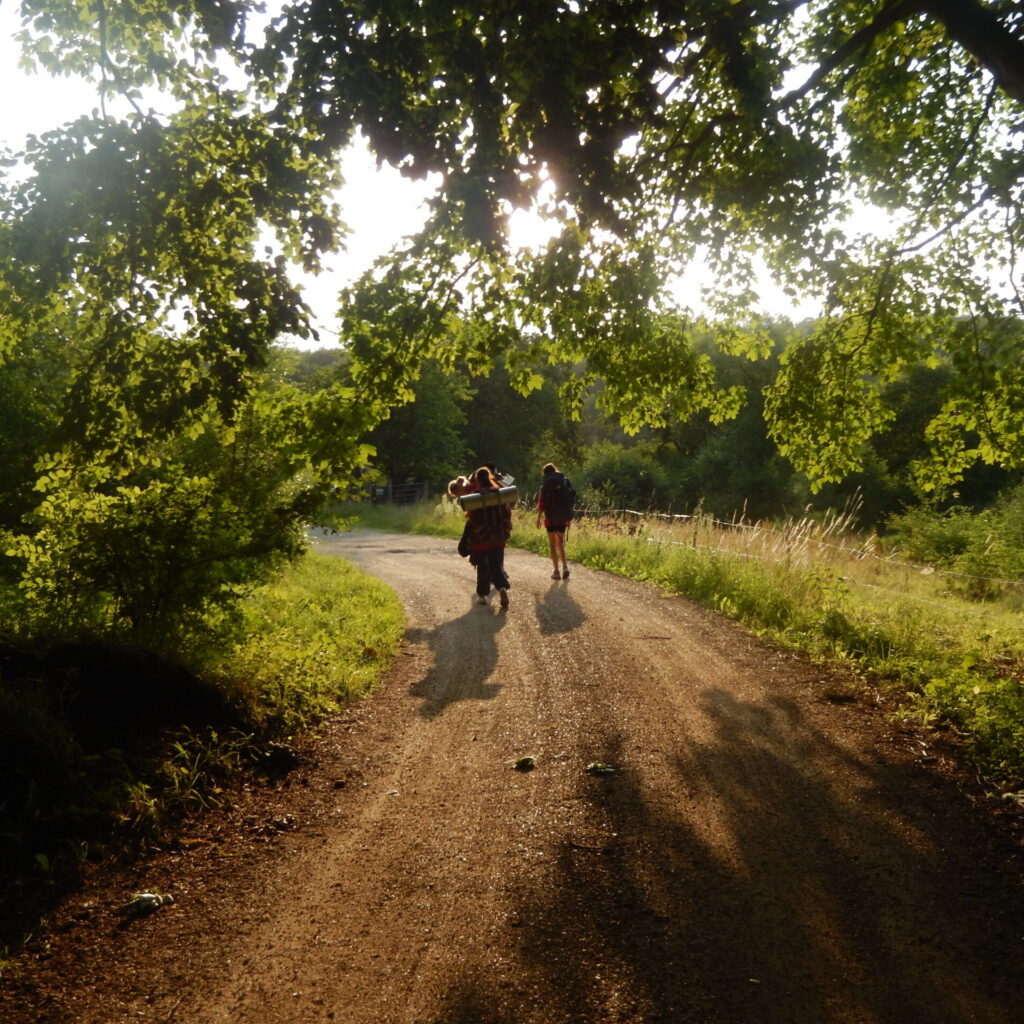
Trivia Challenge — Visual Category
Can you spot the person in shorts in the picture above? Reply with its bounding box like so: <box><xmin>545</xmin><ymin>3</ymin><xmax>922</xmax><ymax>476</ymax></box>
<box><xmin>535</xmin><ymin>462</ymin><xmax>573</xmax><ymax>580</ymax></box>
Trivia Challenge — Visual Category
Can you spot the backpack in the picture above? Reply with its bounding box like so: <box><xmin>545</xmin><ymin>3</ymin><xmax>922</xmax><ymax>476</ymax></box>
<box><xmin>541</xmin><ymin>472</ymin><xmax>576</xmax><ymax>522</ymax></box>
<box><xmin>468</xmin><ymin>492</ymin><xmax>513</xmax><ymax>547</ymax></box>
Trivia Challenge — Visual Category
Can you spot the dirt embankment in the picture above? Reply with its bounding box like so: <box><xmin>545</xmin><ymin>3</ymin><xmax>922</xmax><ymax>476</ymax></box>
<box><xmin>3</xmin><ymin>529</ymin><xmax>1023</xmax><ymax>1024</ymax></box>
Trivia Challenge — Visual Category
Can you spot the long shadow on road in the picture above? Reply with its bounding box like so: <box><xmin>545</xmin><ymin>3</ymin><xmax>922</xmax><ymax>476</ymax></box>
<box><xmin>533</xmin><ymin>580</ymin><xmax>587</xmax><ymax>637</ymax></box>
<box><xmin>406</xmin><ymin>604</ymin><xmax>509</xmax><ymax>720</ymax></box>
<box><xmin>437</xmin><ymin>687</ymin><xmax>1024</xmax><ymax>1024</ymax></box>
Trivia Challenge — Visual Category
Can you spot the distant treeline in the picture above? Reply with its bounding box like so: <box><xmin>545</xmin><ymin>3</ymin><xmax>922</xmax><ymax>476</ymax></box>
<box><xmin>289</xmin><ymin>318</ymin><xmax>1021</xmax><ymax>531</ymax></box>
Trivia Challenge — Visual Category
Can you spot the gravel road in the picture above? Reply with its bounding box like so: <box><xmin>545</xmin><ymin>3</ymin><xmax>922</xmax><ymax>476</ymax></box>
<box><xmin>4</xmin><ymin>529</ymin><xmax>1023</xmax><ymax>1024</ymax></box>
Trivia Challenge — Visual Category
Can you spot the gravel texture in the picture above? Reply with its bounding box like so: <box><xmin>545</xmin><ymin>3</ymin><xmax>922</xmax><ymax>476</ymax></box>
<box><xmin>3</xmin><ymin>528</ymin><xmax>1023</xmax><ymax>1024</ymax></box>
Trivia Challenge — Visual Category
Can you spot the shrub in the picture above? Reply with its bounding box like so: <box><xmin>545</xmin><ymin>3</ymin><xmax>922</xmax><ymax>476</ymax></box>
<box><xmin>887</xmin><ymin>486</ymin><xmax>1024</xmax><ymax>600</ymax></box>
<box><xmin>6</xmin><ymin>468</ymin><xmax>301</xmax><ymax>650</ymax></box>
<box><xmin>578</xmin><ymin>440</ymin><xmax>670</xmax><ymax>511</ymax></box>
<box><xmin>886</xmin><ymin>505</ymin><xmax>990</xmax><ymax>565</ymax></box>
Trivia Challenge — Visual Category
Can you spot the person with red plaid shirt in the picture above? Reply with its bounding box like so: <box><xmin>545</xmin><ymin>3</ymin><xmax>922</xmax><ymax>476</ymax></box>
<box><xmin>466</xmin><ymin>465</ymin><xmax>512</xmax><ymax>608</ymax></box>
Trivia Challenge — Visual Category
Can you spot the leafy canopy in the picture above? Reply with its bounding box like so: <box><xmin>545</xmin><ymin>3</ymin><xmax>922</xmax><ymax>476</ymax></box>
<box><xmin>7</xmin><ymin>0</ymin><xmax>1024</xmax><ymax>493</ymax></box>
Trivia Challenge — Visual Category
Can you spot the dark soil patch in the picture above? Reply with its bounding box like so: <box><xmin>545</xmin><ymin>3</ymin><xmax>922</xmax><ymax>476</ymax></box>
<box><xmin>0</xmin><ymin>637</ymin><xmax>248</xmax><ymax>950</ymax></box>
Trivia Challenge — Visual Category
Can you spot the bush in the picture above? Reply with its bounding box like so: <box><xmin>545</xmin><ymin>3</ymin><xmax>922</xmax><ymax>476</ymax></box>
<box><xmin>886</xmin><ymin>486</ymin><xmax>1024</xmax><ymax>601</ymax></box>
<box><xmin>6</xmin><ymin>468</ymin><xmax>301</xmax><ymax>650</ymax></box>
<box><xmin>578</xmin><ymin>440</ymin><xmax>670</xmax><ymax>511</ymax></box>
<box><xmin>886</xmin><ymin>505</ymin><xmax>989</xmax><ymax>565</ymax></box>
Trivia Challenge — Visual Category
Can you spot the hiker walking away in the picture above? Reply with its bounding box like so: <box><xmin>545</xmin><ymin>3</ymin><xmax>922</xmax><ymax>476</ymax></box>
<box><xmin>536</xmin><ymin>462</ymin><xmax>576</xmax><ymax>580</ymax></box>
<box><xmin>467</xmin><ymin>465</ymin><xmax>513</xmax><ymax>608</ymax></box>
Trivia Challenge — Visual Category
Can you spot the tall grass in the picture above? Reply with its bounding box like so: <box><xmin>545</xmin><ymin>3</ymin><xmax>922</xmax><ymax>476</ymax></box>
<box><xmin>354</xmin><ymin>499</ymin><xmax>1024</xmax><ymax>785</ymax></box>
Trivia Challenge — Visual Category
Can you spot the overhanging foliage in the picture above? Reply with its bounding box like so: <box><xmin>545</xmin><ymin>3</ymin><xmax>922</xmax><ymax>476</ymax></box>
<box><xmin>2</xmin><ymin>1</ymin><xmax>1024</xmax><ymax>638</ymax></box>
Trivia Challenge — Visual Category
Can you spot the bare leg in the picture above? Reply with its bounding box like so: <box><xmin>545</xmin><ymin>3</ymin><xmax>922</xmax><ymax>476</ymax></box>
<box><xmin>547</xmin><ymin>531</ymin><xmax>560</xmax><ymax>574</ymax></box>
<box><xmin>553</xmin><ymin>530</ymin><xmax>568</xmax><ymax>575</ymax></box>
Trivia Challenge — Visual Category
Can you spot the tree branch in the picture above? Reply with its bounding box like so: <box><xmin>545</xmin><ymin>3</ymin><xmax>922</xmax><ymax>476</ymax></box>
<box><xmin>895</xmin><ymin>189</ymin><xmax>993</xmax><ymax>256</ymax></box>
<box><xmin>919</xmin><ymin>0</ymin><xmax>1024</xmax><ymax>106</ymax></box>
<box><xmin>782</xmin><ymin>1</ymin><xmax>920</xmax><ymax>106</ymax></box>
<box><xmin>786</xmin><ymin>0</ymin><xmax>1024</xmax><ymax>108</ymax></box>
<box><xmin>96</xmin><ymin>0</ymin><xmax>145</xmax><ymax>119</ymax></box>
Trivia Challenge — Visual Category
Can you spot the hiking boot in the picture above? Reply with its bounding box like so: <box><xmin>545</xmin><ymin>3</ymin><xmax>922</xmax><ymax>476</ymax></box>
<box><xmin>562</xmin><ymin>568</ymin><xmax>570</xmax><ymax>580</ymax></box>
<box><xmin>551</xmin><ymin>569</ymin><xmax>562</xmax><ymax>580</ymax></box>
<box><xmin>499</xmin><ymin>588</ymin><xmax>509</xmax><ymax>608</ymax></box>
<box><xmin>476</xmin><ymin>594</ymin><xmax>488</xmax><ymax>605</ymax></box>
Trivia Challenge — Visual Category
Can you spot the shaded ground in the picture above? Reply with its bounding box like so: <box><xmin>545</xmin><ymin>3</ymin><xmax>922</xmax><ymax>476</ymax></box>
<box><xmin>3</xmin><ymin>529</ymin><xmax>1023</xmax><ymax>1023</ymax></box>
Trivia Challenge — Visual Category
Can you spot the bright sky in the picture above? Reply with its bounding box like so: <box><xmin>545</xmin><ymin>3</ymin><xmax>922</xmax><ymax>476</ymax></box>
<box><xmin>0</xmin><ymin>3</ymin><xmax>818</xmax><ymax>345</ymax></box>
<box><xmin>0</xmin><ymin>4</ymin><xmax>449</xmax><ymax>339</ymax></box>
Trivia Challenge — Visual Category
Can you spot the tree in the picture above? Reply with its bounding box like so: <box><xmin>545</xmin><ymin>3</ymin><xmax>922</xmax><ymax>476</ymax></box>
<box><xmin>457</xmin><ymin>359</ymin><xmax>578</xmax><ymax>487</ymax></box>
<box><xmin>2</xmin><ymin>342</ymin><xmax>379</xmax><ymax>647</ymax></box>
<box><xmin>0</xmin><ymin>8</ymin><xmax>385</xmax><ymax>643</ymax></box>
<box><xmin>363</xmin><ymin>360</ymin><xmax>470</xmax><ymax>487</ymax></box>
<box><xmin>0</xmin><ymin>330</ymin><xmax>72</xmax><ymax>537</ymax></box>
<box><xmin>668</xmin><ymin>324</ymin><xmax>801</xmax><ymax>521</ymax></box>
<box><xmin>577</xmin><ymin>440</ymin><xmax>670</xmax><ymax>511</ymax></box>
<box><xmin>7</xmin><ymin>0</ymin><xmax>1024</xmax><ymax>501</ymax></box>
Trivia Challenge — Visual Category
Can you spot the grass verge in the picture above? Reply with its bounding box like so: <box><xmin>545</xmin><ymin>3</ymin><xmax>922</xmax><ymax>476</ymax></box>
<box><xmin>352</xmin><ymin>500</ymin><xmax>1024</xmax><ymax>788</ymax></box>
<box><xmin>212</xmin><ymin>551</ymin><xmax>404</xmax><ymax>735</ymax></box>
<box><xmin>0</xmin><ymin>550</ymin><xmax>403</xmax><ymax>943</ymax></box>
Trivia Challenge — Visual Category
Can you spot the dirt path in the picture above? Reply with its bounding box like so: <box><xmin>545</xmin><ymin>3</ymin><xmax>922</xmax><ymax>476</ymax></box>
<box><xmin>5</xmin><ymin>529</ymin><xmax>1024</xmax><ymax>1024</ymax></box>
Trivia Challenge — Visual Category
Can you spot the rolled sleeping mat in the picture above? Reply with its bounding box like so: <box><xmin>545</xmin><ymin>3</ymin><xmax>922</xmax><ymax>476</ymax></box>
<box><xmin>458</xmin><ymin>485</ymin><xmax>519</xmax><ymax>511</ymax></box>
